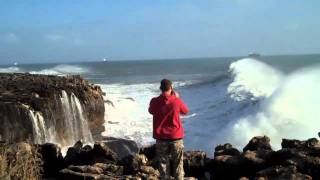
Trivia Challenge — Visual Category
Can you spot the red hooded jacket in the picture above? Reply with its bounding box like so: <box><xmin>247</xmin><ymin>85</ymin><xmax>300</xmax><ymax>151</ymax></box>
<box><xmin>149</xmin><ymin>93</ymin><xmax>189</xmax><ymax>140</ymax></box>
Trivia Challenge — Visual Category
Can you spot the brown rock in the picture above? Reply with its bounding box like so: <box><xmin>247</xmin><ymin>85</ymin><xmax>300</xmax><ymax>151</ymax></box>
<box><xmin>214</xmin><ymin>143</ymin><xmax>241</xmax><ymax>157</ymax></box>
<box><xmin>243</xmin><ymin>136</ymin><xmax>272</xmax><ymax>152</ymax></box>
<box><xmin>257</xmin><ymin>165</ymin><xmax>312</xmax><ymax>180</ymax></box>
<box><xmin>184</xmin><ymin>151</ymin><xmax>207</xmax><ymax>178</ymax></box>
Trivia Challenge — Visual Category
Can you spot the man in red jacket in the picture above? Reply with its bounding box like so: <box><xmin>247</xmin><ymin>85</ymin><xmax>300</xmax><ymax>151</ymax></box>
<box><xmin>149</xmin><ymin>79</ymin><xmax>189</xmax><ymax>180</ymax></box>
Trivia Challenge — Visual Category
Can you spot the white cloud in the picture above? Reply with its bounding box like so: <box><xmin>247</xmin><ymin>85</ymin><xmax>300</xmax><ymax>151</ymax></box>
<box><xmin>3</xmin><ymin>33</ymin><xmax>19</xmax><ymax>43</ymax></box>
<box><xmin>44</xmin><ymin>34</ymin><xmax>64</xmax><ymax>41</ymax></box>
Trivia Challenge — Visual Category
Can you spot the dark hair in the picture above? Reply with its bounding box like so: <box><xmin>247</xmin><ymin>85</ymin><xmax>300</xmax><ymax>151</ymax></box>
<box><xmin>160</xmin><ymin>79</ymin><xmax>172</xmax><ymax>92</ymax></box>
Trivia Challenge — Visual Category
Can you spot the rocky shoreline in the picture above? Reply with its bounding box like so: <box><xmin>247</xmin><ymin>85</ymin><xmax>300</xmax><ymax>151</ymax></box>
<box><xmin>1</xmin><ymin>73</ymin><xmax>319</xmax><ymax>179</ymax></box>
<box><xmin>1</xmin><ymin>136</ymin><xmax>320</xmax><ymax>179</ymax></box>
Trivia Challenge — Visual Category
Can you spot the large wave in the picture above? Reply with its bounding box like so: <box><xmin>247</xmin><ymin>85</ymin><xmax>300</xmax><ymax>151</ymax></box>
<box><xmin>225</xmin><ymin>58</ymin><xmax>320</xmax><ymax>149</ymax></box>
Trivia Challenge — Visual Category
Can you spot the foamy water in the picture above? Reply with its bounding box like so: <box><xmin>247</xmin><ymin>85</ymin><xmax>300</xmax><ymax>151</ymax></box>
<box><xmin>225</xmin><ymin>60</ymin><xmax>320</xmax><ymax>149</ymax></box>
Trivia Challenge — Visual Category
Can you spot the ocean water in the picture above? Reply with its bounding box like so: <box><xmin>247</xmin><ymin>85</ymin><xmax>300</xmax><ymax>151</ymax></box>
<box><xmin>2</xmin><ymin>54</ymin><xmax>320</xmax><ymax>156</ymax></box>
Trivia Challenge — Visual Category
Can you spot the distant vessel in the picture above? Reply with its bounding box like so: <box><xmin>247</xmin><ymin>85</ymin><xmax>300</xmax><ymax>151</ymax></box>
<box><xmin>103</xmin><ymin>58</ymin><xmax>108</xmax><ymax>62</ymax></box>
<box><xmin>14</xmin><ymin>62</ymin><xmax>18</xmax><ymax>66</ymax></box>
<box><xmin>248</xmin><ymin>53</ymin><xmax>261</xmax><ymax>58</ymax></box>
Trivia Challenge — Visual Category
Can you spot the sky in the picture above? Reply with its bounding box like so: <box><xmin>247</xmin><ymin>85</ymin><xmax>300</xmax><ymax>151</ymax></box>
<box><xmin>0</xmin><ymin>0</ymin><xmax>319</xmax><ymax>64</ymax></box>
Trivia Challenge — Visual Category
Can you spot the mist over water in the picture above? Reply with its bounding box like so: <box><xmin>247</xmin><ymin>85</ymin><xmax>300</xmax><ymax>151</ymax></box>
<box><xmin>2</xmin><ymin>55</ymin><xmax>320</xmax><ymax>155</ymax></box>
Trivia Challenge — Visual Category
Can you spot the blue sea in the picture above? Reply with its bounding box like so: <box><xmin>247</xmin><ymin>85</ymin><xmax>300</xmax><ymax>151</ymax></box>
<box><xmin>2</xmin><ymin>54</ymin><xmax>320</xmax><ymax>156</ymax></box>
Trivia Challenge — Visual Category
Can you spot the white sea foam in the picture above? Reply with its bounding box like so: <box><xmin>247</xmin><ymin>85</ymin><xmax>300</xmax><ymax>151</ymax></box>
<box><xmin>101</xmin><ymin>83</ymin><xmax>157</xmax><ymax>146</ymax></box>
<box><xmin>0</xmin><ymin>66</ymin><xmax>21</xmax><ymax>73</ymax></box>
<box><xmin>225</xmin><ymin>58</ymin><xmax>320</xmax><ymax>149</ymax></box>
<box><xmin>101</xmin><ymin>81</ymin><xmax>191</xmax><ymax>146</ymax></box>
<box><xmin>30</xmin><ymin>64</ymin><xmax>88</xmax><ymax>75</ymax></box>
<box><xmin>228</xmin><ymin>58</ymin><xmax>283</xmax><ymax>101</ymax></box>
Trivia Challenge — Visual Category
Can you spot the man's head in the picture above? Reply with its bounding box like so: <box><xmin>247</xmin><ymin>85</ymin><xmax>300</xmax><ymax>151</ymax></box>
<box><xmin>160</xmin><ymin>79</ymin><xmax>172</xmax><ymax>93</ymax></box>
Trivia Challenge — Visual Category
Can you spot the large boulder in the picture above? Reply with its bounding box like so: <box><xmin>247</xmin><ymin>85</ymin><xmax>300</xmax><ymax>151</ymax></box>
<box><xmin>139</xmin><ymin>144</ymin><xmax>156</xmax><ymax>161</ymax></box>
<box><xmin>39</xmin><ymin>143</ymin><xmax>65</xmax><ymax>178</ymax></box>
<box><xmin>120</xmin><ymin>154</ymin><xmax>148</xmax><ymax>175</ymax></box>
<box><xmin>256</xmin><ymin>165</ymin><xmax>312</xmax><ymax>180</ymax></box>
<box><xmin>64</xmin><ymin>141</ymin><xmax>118</xmax><ymax>166</ymax></box>
<box><xmin>210</xmin><ymin>155</ymin><xmax>245</xmax><ymax>179</ymax></box>
<box><xmin>184</xmin><ymin>151</ymin><xmax>208</xmax><ymax>179</ymax></box>
<box><xmin>243</xmin><ymin>136</ymin><xmax>272</xmax><ymax>152</ymax></box>
<box><xmin>214</xmin><ymin>143</ymin><xmax>241</xmax><ymax>157</ymax></box>
<box><xmin>102</xmin><ymin>137</ymin><xmax>139</xmax><ymax>159</ymax></box>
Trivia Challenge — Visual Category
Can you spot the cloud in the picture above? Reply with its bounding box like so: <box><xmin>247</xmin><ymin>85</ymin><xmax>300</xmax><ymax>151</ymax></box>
<box><xmin>3</xmin><ymin>33</ymin><xmax>19</xmax><ymax>43</ymax></box>
<box><xmin>44</xmin><ymin>34</ymin><xmax>64</xmax><ymax>41</ymax></box>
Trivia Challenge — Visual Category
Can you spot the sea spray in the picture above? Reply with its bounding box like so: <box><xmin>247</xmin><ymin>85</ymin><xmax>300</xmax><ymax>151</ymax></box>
<box><xmin>228</xmin><ymin>58</ymin><xmax>283</xmax><ymax>101</ymax></box>
<box><xmin>101</xmin><ymin>83</ymin><xmax>156</xmax><ymax>146</ymax></box>
<box><xmin>29</xmin><ymin>64</ymin><xmax>88</xmax><ymax>75</ymax></box>
<box><xmin>225</xmin><ymin>58</ymin><xmax>320</xmax><ymax>149</ymax></box>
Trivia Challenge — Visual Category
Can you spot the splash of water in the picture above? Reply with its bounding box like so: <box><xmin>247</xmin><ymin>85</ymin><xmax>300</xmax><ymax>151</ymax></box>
<box><xmin>29</xmin><ymin>64</ymin><xmax>88</xmax><ymax>75</ymax></box>
<box><xmin>226</xmin><ymin>58</ymin><xmax>320</xmax><ymax>149</ymax></box>
<box><xmin>228</xmin><ymin>58</ymin><xmax>283</xmax><ymax>101</ymax></box>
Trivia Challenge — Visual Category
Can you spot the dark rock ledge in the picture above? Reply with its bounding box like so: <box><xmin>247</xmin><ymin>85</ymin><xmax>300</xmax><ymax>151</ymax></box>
<box><xmin>1</xmin><ymin>136</ymin><xmax>320</xmax><ymax>180</ymax></box>
<box><xmin>0</xmin><ymin>73</ymin><xmax>105</xmax><ymax>143</ymax></box>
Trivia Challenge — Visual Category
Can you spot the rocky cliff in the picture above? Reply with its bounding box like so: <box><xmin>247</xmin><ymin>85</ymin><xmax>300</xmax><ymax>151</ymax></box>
<box><xmin>0</xmin><ymin>73</ymin><xmax>105</xmax><ymax>146</ymax></box>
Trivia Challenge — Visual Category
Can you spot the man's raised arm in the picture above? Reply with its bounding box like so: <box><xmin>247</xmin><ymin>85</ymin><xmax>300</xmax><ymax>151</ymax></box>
<box><xmin>179</xmin><ymin>99</ymin><xmax>189</xmax><ymax>115</ymax></box>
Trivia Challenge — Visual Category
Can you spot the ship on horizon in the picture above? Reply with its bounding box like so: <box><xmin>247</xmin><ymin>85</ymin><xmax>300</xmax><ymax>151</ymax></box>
<box><xmin>248</xmin><ymin>52</ymin><xmax>261</xmax><ymax>58</ymax></box>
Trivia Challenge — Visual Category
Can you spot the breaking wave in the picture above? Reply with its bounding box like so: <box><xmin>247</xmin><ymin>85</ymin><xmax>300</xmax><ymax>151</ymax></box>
<box><xmin>29</xmin><ymin>64</ymin><xmax>89</xmax><ymax>75</ymax></box>
<box><xmin>224</xmin><ymin>58</ymin><xmax>320</xmax><ymax>149</ymax></box>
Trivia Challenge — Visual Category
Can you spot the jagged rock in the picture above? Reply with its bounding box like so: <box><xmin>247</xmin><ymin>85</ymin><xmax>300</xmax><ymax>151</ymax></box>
<box><xmin>39</xmin><ymin>143</ymin><xmax>65</xmax><ymax>178</ymax></box>
<box><xmin>65</xmin><ymin>141</ymin><xmax>118</xmax><ymax>166</ymax></box>
<box><xmin>102</xmin><ymin>137</ymin><xmax>139</xmax><ymax>159</ymax></box>
<box><xmin>91</xmin><ymin>142</ymin><xmax>118</xmax><ymax>163</ymax></box>
<box><xmin>214</xmin><ymin>143</ymin><xmax>241</xmax><ymax>157</ymax></box>
<box><xmin>93</xmin><ymin>163</ymin><xmax>124</xmax><ymax>175</ymax></box>
<box><xmin>64</xmin><ymin>141</ymin><xmax>89</xmax><ymax>165</ymax></box>
<box><xmin>137</xmin><ymin>166</ymin><xmax>160</xmax><ymax>180</ymax></box>
<box><xmin>184</xmin><ymin>151</ymin><xmax>207</xmax><ymax>179</ymax></box>
<box><xmin>210</xmin><ymin>149</ymin><xmax>273</xmax><ymax>179</ymax></box>
<box><xmin>282</xmin><ymin>138</ymin><xmax>320</xmax><ymax>150</ymax></box>
<box><xmin>256</xmin><ymin>165</ymin><xmax>312</xmax><ymax>180</ymax></box>
<box><xmin>210</xmin><ymin>155</ymin><xmax>245</xmax><ymax>179</ymax></box>
<box><xmin>139</xmin><ymin>144</ymin><xmax>156</xmax><ymax>161</ymax></box>
<box><xmin>121</xmin><ymin>154</ymin><xmax>148</xmax><ymax>175</ymax></box>
<box><xmin>59</xmin><ymin>163</ymin><xmax>124</xmax><ymax>179</ymax></box>
<box><xmin>243</xmin><ymin>136</ymin><xmax>272</xmax><ymax>152</ymax></box>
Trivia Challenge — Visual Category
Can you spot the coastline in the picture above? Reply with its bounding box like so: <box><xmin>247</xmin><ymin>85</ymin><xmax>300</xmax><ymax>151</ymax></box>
<box><xmin>0</xmin><ymin>73</ymin><xmax>319</xmax><ymax>179</ymax></box>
